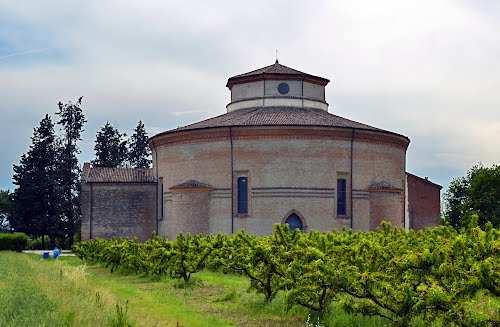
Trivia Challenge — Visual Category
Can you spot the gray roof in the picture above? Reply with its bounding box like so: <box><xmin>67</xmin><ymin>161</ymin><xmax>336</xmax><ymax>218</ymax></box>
<box><xmin>82</xmin><ymin>163</ymin><xmax>156</xmax><ymax>183</ymax></box>
<box><xmin>232</xmin><ymin>61</ymin><xmax>309</xmax><ymax>78</ymax></box>
<box><xmin>168</xmin><ymin>106</ymin><xmax>389</xmax><ymax>133</ymax></box>
<box><xmin>226</xmin><ymin>61</ymin><xmax>329</xmax><ymax>87</ymax></box>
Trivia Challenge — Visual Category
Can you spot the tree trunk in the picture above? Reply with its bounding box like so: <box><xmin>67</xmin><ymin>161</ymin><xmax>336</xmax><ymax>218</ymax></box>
<box><xmin>68</xmin><ymin>231</ymin><xmax>74</xmax><ymax>248</ymax></box>
<box><xmin>49</xmin><ymin>236</ymin><xmax>56</xmax><ymax>249</ymax></box>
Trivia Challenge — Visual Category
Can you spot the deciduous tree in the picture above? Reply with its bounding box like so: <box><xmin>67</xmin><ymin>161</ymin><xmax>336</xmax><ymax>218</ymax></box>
<box><xmin>467</xmin><ymin>165</ymin><xmax>500</xmax><ymax>228</ymax></box>
<box><xmin>444</xmin><ymin>177</ymin><xmax>469</xmax><ymax>229</ymax></box>
<box><xmin>444</xmin><ymin>164</ymin><xmax>500</xmax><ymax>229</ymax></box>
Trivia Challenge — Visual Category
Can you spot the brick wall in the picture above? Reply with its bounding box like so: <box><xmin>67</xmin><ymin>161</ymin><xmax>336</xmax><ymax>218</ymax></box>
<box><xmin>81</xmin><ymin>182</ymin><xmax>158</xmax><ymax>241</ymax></box>
<box><xmin>369</xmin><ymin>189</ymin><xmax>404</xmax><ymax>229</ymax></box>
<box><xmin>154</xmin><ymin>126</ymin><xmax>408</xmax><ymax>238</ymax></box>
<box><xmin>167</xmin><ymin>189</ymin><xmax>210</xmax><ymax>239</ymax></box>
<box><xmin>406</xmin><ymin>173</ymin><xmax>442</xmax><ymax>229</ymax></box>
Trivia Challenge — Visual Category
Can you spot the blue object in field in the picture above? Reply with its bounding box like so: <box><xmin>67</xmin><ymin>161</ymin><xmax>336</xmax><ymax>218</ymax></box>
<box><xmin>42</xmin><ymin>251</ymin><xmax>50</xmax><ymax>259</ymax></box>
<box><xmin>53</xmin><ymin>247</ymin><xmax>61</xmax><ymax>259</ymax></box>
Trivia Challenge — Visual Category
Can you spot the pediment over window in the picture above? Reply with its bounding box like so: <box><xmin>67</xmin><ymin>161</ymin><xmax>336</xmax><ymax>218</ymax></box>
<box><xmin>368</xmin><ymin>181</ymin><xmax>402</xmax><ymax>193</ymax></box>
<box><xmin>170</xmin><ymin>180</ymin><xmax>212</xmax><ymax>190</ymax></box>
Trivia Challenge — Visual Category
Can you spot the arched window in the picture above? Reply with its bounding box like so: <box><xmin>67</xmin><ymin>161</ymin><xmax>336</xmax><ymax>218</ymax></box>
<box><xmin>285</xmin><ymin>213</ymin><xmax>303</xmax><ymax>231</ymax></box>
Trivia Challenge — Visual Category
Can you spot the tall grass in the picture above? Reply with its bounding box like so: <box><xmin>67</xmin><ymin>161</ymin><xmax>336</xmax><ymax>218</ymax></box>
<box><xmin>0</xmin><ymin>252</ymin><xmax>134</xmax><ymax>326</ymax></box>
<box><xmin>3</xmin><ymin>253</ymin><xmax>494</xmax><ymax>326</ymax></box>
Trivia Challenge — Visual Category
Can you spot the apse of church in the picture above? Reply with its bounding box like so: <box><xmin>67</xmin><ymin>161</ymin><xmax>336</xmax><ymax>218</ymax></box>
<box><xmin>81</xmin><ymin>61</ymin><xmax>441</xmax><ymax>240</ymax></box>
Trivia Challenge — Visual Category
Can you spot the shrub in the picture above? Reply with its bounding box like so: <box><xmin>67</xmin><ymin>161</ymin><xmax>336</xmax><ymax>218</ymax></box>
<box><xmin>215</xmin><ymin>225</ymin><xmax>296</xmax><ymax>302</ymax></box>
<box><xmin>27</xmin><ymin>237</ymin><xmax>44</xmax><ymax>250</ymax></box>
<box><xmin>166</xmin><ymin>234</ymin><xmax>224</xmax><ymax>284</ymax></box>
<box><xmin>72</xmin><ymin>223</ymin><xmax>499</xmax><ymax>325</ymax></box>
<box><xmin>0</xmin><ymin>232</ymin><xmax>28</xmax><ymax>251</ymax></box>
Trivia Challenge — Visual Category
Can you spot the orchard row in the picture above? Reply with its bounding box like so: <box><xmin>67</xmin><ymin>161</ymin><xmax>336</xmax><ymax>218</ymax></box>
<box><xmin>73</xmin><ymin>223</ymin><xmax>499</xmax><ymax>326</ymax></box>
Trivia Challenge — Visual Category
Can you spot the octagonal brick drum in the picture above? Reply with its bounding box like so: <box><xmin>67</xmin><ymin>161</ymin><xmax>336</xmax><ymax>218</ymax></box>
<box><xmin>150</xmin><ymin>106</ymin><xmax>409</xmax><ymax>239</ymax></box>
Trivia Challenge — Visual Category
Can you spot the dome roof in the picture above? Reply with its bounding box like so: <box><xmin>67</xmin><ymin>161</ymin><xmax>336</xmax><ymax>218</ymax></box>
<box><xmin>226</xmin><ymin>61</ymin><xmax>329</xmax><ymax>88</ymax></box>
<box><xmin>151</xmin><ymin>63</ymin><xmax>408</xmax><ymax>145</ymax></box>
<box><xmin>152</xmin><ymin>106</ymin><xmax>408</xmax><ymax>142</ymax></box>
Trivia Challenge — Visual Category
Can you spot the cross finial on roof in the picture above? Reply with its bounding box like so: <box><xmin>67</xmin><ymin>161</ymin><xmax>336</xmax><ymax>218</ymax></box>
<box><xmin>275</xmin><ymin>49</ymin><xmax>279</xmax><ymax>64</ymax></box>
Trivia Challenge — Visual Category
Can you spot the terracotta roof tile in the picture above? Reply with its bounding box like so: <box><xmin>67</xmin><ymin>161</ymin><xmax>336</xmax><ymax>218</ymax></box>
<box><xmin>169</xmin><ymin>107</ymin><xmax>387</xmax><ymax>133</ymax></box>
<box><xmin>232</xmin><ymin>61</ymin><xmax>308</xmax><ymax>78</ymax></box>
<box><xmin>82</xmin><ymin>163</ymin><xmax>156</xmax><ymax>183</ymax></box>
<box><xmin>226</xmin><ymin>61</ymin><xmax>329</xmax><ymax>87</ymax></box>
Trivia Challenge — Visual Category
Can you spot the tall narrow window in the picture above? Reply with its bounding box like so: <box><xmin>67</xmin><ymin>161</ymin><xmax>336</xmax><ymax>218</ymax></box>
<box><xmin>337</xmin><ymin>178</ymin><xmax>347</xmax><ymax>216</ymax></box>
<box><xmin>158</xmin><ymin>177</ymin><xmax>164</xmax><ymax>220</ymax></box>
<box><xmin>237</xmin><ymin>176</ymin><xmax>248</xmax><ymax>214</ymax></box>
<box><xmin>160</xmin><ymin>179</ymin><xmax>164</xmax><ymax>219</ymax></box>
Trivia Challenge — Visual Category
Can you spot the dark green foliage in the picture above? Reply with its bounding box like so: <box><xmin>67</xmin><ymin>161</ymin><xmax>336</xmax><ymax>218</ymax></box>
<box><xmin>0</xmin><ymin>190</ymin><xmax>13</xmax><ymax>232</ymax></box>
<box><xmin>166</xmin><ymin>234</ymin><xmax>222</xmax><ymax>283</ymax></box>
<box><xmin>27</xmin><ymin>236</ymin><xmax>44</xmax><ymax>250</ymax></box>
<box><xmin>283</xmin><ymin>230</ymin><xmax>344</xmax><ymax>316</ymax></box>
<box><xmin>11</xmin><ymin>115</ymin><xmax>60</xmax><ymax>244</ymax></box>
<box><xmin>0</xmin><ymin>232</ymin><xmax>28</xmax><ymax>251</ymax></box>
<box><xmin>73</xmin><ymin>238</ymin><xmax>109</xmax><ymax>263</ymax></box>
<box><xmin>467</xmin><ymin>165</ymin><xmax>500</xmax><ymax>228</ymax></box>
<box><xmin>128</xmin><ymin>120</ymin><xmax>151</xmax><ymax>168</ymax></box>
<box><xmin>337</xmin><ymin>224</ymin><xmax>499</xmax><ymax>325</ymax></box>
<box><xmin>444</xmin><ymin>177</ymin><xmax>469</xmax><ymax>229</ymax></box>
<box><xmin>141</xmin><ymin>237</ymin><xmax>173</xmax><ymax>276</ymax></box>
<box><xmin>9</xmin><ymin>99</ymin><xmax>85</xmax><ymax>248</ymax></box>
<box><xmin>73</xmin><ymin>224</ymin><xmax>499</xmax><ymax>326</ymax></box>
<box><xmin>215</xmin><ymin>225</ymin><xmax>300</xmax><ymax>302</ymax></box>
<box><xmin>74</xmin><ymin>235</ymin><xmax>223</xmax><ymax>284</ymax></box>
<box><xmin>56</xmin><ymin>97</ymin><xmax>86</xmax><ymax>247</ymax></box>
<box><xmin>217</xmin><ymin>232</ymin><xmax>282</xmax><ymax>301</ymax></box>
<box><xmin>445</xmin><ymin>164</ymin><xmax>500</xmax><ymax>229</ymax></box>
<box><xmin>92</xmin><ymin>122</ymin><xmax>128</xmax><ymax>168</ymax></box>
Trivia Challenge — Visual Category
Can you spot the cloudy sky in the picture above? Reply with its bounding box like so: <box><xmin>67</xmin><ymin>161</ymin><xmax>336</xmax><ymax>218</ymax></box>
<box><xmin>1</xmin><ymin>0</ymin><xmax>499</xmax><ymax>191</ymax></box>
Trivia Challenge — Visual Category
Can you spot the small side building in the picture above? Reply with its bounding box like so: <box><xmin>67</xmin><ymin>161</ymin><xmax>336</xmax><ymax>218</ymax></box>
<box><xmin>405</xmin><ymin>172</ymin><xmax>442</xmax><ymax>229</ymax></box>
<box><xmin>81</xmin><ymin>163</ymin><xmax>159</xmax><ymax>241</ymax></box>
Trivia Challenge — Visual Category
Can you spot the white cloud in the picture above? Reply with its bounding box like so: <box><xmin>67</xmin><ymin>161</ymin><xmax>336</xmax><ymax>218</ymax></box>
<box><xmin>0</xmin><ymin>0</ymin><xmax>499</xmax><ymax>190</ymax></box>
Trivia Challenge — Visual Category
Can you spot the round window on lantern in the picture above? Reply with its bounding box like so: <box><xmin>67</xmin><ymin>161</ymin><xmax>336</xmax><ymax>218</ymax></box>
<box><xmin>277</xmin><ymin>82</ymin><xmax>289</xmax><ymax>95</ymax></box>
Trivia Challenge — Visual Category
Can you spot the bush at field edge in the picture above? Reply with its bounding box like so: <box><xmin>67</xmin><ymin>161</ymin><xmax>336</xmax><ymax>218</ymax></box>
<box><xmin>0</xmin><ymin>232</ymin><xmax>28</xmax><ymax>251</ymax></box>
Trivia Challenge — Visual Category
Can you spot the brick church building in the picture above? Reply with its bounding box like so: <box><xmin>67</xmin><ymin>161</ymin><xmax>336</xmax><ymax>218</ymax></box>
<box><xmin>81</xmin><ymin>61</ymin><xmax>442</xmax><ymax>240</ymax></box>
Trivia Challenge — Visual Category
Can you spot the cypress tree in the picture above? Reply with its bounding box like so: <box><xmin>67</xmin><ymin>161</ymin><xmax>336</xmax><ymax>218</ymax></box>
<box><xmin>56</xmin><ymin>97</ymin><xmax>86</xmax><ymax>246</ymax></box>
<box><xmin>128</xmin><ymin>120</ymin><xmax>152</xmax><ymax>168</ymax></box>
<box><xmin>12</xmin><ymin>115</ymin><xmax>60</xmax><ymax>246</ymax></box>
<box><xmin>92</xmin><ymin>122</ymin><xmax>128</xmax><ymax>167</ymax></box>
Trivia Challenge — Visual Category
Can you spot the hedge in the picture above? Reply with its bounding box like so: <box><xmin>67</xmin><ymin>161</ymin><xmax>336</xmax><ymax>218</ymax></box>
<box><xmin>0</xmin><ymin>232</ymin><xmax>28</xmax><ymax>251</ymax></box>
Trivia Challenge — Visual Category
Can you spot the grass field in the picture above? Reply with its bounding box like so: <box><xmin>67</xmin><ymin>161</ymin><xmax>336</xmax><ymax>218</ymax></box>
<box><xmin>0</xmin><ymin>252</ymin><xmax>392</xmax><ymax>327</ymax></box>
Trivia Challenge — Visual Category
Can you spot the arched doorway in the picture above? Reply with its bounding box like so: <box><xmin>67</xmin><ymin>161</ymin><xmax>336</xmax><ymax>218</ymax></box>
<box><xmin>284</xmin><ymin>213</ymin><xmax>304</xmax><ymax>231</ymax></box>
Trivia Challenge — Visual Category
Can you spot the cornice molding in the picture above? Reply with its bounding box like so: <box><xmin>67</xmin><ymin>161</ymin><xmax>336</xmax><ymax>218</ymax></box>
<box><xmin>150</xmin><ymin>126</ymin><xmax>410</xmax><ymax>149</ymax></box>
